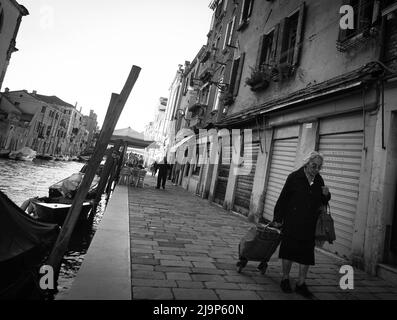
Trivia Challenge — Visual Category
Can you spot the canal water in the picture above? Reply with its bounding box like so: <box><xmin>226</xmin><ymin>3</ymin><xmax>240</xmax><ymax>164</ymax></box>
<box><xmin>0</xmin><ymin>158</ymin><xmax>106</xmax><ymax>298</ymax></box>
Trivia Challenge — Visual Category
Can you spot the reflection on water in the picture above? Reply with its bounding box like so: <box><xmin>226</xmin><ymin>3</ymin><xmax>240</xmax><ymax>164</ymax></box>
<box><xmin>0</xmin><ymin>158</ymin><xmax>106</xmax><ymax>297</ymax></box>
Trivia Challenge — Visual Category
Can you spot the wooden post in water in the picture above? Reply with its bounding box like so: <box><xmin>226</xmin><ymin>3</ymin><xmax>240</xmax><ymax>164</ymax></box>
<box><xmin>46</xmin><ymin>65</ymin><xmax>141</xmax><ymax>281</ymax></box>
<box><xmin>88</xmin><ymin>139</ymin><xmax>123</xmax><ymax>223</ymax></box>
<box><xmin>115</xmin><ymin>141</ymin><xmax>128</xmax><ymax>184</ymax></box>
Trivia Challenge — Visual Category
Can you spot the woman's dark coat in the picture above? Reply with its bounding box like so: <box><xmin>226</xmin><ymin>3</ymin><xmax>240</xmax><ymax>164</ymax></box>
<box><xmin>273</xmin><ymin>167</ymin><xmax>331</xmax><ymax>241</ymax></box>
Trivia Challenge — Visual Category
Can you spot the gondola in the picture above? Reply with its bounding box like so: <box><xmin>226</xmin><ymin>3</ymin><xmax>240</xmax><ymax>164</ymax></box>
<box><xmin>27</xmin><ymin>170</ymin><xmax>100</xmax><ymax>226</ymax></box>
<box><xmin>30</xmin><ymin>197</ymin><xmax>93</xmax><ymax>226</ymax></box>
<box><xmin>0</xmin><ymin>190</ymin><xmax>59</xmax><ymax>300</ymax></box>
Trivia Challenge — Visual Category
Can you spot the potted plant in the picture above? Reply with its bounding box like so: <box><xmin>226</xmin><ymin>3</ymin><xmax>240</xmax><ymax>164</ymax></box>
<box><xmin>270</xmin><ymin>62</ymin><xmax>294</xmax><ymax>82</ymax></box>
<box><xmin>220</xmin><ymin>92</ymin><xmax>235</xmax><ymax>106</ymax></box>
<box><xmin>245</xmin><ymin>65</ymin><xmax>270</xmax><ymax>91</ymax></box>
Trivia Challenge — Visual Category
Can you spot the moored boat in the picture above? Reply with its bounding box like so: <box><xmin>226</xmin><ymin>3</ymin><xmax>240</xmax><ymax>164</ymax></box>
<box><xmin>30</xmin><ymin>197</ymin><xmax>93</xmax><ymax>226</ymax></box>
<box><xmin>0</xmin><ymin>149</ymin><xmax>10</xmax><ymax>158</ymax></box>
<box><xmin>48</xmin><ymin>171</ymin><xmax>100</xmax><ymax>199</ymax></box>
<box><xmin>0</xmin><ymin>190</ymin><xmax>59</xmax><ymax>299</ymax></box>
<box><xmin>9</xmin><ymin>147</ymin><xmax>37</xmax><ymax>161</ymax></box>
<box><xmin>36</xmin><ymin>154</ymin><xmax>54</xmax><ymax>161</ymax></box>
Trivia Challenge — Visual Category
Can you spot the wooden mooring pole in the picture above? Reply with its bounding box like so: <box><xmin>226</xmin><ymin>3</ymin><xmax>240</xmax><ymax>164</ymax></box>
<box><xmin>88</xmin><ymin>140</ymin><xmax>123</xmax><ymax>223</ymax></box>
<box><xmin>46</xmin><ymin>65</ymin><xmax>141</xmax><ymax>282</ymax></box>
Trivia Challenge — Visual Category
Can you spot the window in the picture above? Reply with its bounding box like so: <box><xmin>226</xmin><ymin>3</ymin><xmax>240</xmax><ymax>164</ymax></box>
<box><xmin>257</xmin><ymin>30</ymin><xmax>276</xmax><ymax>68</ymax></box>
<box><xmin>213</xmin><ymin>84</ymin><xmax>221</xmax><ymax>111</ymax></box>
<box><xmin>255</xmin><ymin>2</ymin><xmax>305</xmax><ymax>70</ymax></box>
<box><xmin>223</xmin><ymin>16</ymin><xmax>236</xmax><ymax>51</ymax></box>
<box><xmin>46</xmin><ymin>126</ymin><xmax>52</xmax><ymax>136</ymax></box>
<box><xmin>41</xmin><ymin>106</ymin><xmax>46</xmax><ymax>113</ymax></box>
<box><xmin>215</xmin><ymin>35</ymin><xmax>221</xmax><ymax>50</ymax></box>
<box><xmin>185</xmin><ymin>162</ymin><xmax>190</xmax><ymax>176</ymax></box>
<box><xmin>223</xmin><ymin>0</ymin><xmax>229</xmax><ymax>11</ymax></box>
<box><xmin>339</xmin><ymin>0</ymin><xmax>376</xmax><ymax>41</ymax></box>
<box><xmin>238</xmin><ymin>0</ymin><xmax>254</xmax><ymax>29</ymax></box>
<box><xmin>192</xmin><ymin>165</ymin><xmax>200</xmax><ymax>176</ymax></box>
<box><xmin>228</xmin><ymin>53</ymin><xmax>245</xmax><ymax>96</ymax></box>
<box><xmin>279</xmin><ymin>11</ymin><xmax>300</xmax><ymax>65</ymax></box>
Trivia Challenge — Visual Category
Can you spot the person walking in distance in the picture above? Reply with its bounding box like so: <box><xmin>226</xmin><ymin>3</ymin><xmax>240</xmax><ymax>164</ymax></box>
<box><xmin>156</xmin><ymin>156</ymin><xmax>169</xmax><ymax>189</ymax></box>
<box><xmin>272</xmin><ymin>151</ymin><xmax>331</xmax><ymax>298</ymax></box>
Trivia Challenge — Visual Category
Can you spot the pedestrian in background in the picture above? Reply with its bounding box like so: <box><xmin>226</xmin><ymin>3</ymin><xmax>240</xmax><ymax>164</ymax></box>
<box><xmin>151</xmin><ymin>161</ymin><xmax>158</xmax><ymax>176</ymax></box>
<box><xmin>272</xmin><ymin>151</ymin><xmax>331</xmax><ymax>298</ymax></box>
<box><xmin>156</xmin><ymin>156</ymin><xmax>169</xmax><ymax>189</ymax></box>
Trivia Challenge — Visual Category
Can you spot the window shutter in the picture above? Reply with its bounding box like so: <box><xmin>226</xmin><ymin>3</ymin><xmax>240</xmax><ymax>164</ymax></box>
<box><xmin>223</xmin><ymin>20</ymin><xmax>232</xmax><ymax>50</ymax></box>
<box><xmin>248</xmin><ymin>0</ymin><xmax>255</xmax><ymax>18</ymax></box>
<box><xmin>270</xmin><ymin>23</ymin><xmax>280</xmax><ymax>65</ymax></box>
<box><xmin>292</xmin><ymin>1</ymin><xmax>306</xmax><ymax>66</ymax></box>
<box><xmin>233</xmin><ymin>52</ymin><xmax>245</xmax><ymax>97</ymax></box>
<box><xmin>239</xmin><ymin>0</ymin><xmax>246</xmax><ymax>25</ymax></box>
<box><xmin>276</xmin><ymin>19</ymin><xmax>287</xmax><ymax>64</ymax></box>
<box><xmin>229</xmin><ymin>57</ymin><xmax>240</xmax><ymax>94</ymax></box>
<box><xmin>255</xmin><ymin>34</ymin><xmax>266</xmax><ymax>68</ymax></box>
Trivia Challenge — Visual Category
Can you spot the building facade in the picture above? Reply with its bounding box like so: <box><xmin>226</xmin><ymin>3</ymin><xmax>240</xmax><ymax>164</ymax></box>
<box><xmin>165</xmin><ymin>0</ymin><xmax>397</xmax><ymax>278</ymax></box>
<box><xmin>144</xmin><ymin>97</ymin><xmax>168</xmax><ymax>165</ymax></box>
<box><xmin>0</xmin><ymin>0</ymin><xmax>28</xmax><ymax>89</ymax></box>
<box><xmin>0</xmin><ymin>89</ymin><xmax>97</xmax><ymax>157</ymax></box>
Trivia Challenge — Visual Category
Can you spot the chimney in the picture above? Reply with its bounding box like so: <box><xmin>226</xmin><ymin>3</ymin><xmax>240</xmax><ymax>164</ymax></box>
<box><xmin>32</xmin><ymin>90</ymin><xmax>37</xmax><ymax>94</ymax></box>
<box><xmin>4</xmin><ymin>88</ymin><xmax>9</xmax><ymax>92</ymax></box>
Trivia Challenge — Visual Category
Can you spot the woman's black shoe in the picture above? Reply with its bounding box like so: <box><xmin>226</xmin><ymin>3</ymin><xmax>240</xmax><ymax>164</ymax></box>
<box><xmin>295</xmin><ymin>282</ymin><xmax>314</xmax><ymax>299</ymax></box>
<box><xmin>280</xmin><ymin>279</ymin><xmax>292</xmax><ymax>293</ymax></box>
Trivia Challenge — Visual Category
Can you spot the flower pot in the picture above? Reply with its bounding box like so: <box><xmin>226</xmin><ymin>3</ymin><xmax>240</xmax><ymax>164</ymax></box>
<box><xmin>250</xmin><ymin>80</ymin><xmax>269</xmax><ymax>92</ymax></box>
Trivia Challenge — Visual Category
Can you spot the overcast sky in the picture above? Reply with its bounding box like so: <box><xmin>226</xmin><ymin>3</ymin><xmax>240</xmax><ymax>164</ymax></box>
<box><xmin>3</xmin><ymin>0</ymin><xmax>213</xmax><ymax>132</ymax></box>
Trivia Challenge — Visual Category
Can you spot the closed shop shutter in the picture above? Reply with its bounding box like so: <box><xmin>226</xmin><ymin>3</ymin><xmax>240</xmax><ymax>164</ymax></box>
<box><xmin>214</xmin><ymin>145</ymin><xmax>232</xmax><ymax>205</ymax></box>
<box><xmin>319</xmin><ymin>131</ymin><xmax>363</xmax><ymax>259</ymax></box>
<box><xmin>233</xmin><ymin>140</ymin><xmax>261</xmax><ymax>215</ymax></box>
<box><xmin>263</xmin><ymin>137</ymin><xmax>298</xmax><ymax>222</ymax></box>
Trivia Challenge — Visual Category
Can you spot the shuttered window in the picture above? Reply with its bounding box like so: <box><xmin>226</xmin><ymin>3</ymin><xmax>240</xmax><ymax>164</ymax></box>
<box><xmin>233</xmin><ymin>140</ymin><xmax>261</xmax><ymax>215</ymax></box>
<box><xmin>319</xmin><ymin>131</ymin><xmax>363</xmax><ymax>259</ymax></box>
<box><xmin>263</xmin><ymin>137</ymin><xmax>298</xmax><ymax>222</ymax></box>
<box><xmin>214</xmin><ymin>140</ymin><xmax>232</xmax><ymax>205</ymax></box>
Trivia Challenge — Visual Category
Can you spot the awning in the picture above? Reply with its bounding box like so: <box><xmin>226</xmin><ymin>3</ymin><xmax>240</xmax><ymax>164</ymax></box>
<box><xmin>169</xmin><ymin>135</ymin><xmax>195</xmax><ymax>152</ymax></box>
<box><xmin>110</xmin><ymin>127</ymin><xmax>154</xmax><ymax>148</ymax></box>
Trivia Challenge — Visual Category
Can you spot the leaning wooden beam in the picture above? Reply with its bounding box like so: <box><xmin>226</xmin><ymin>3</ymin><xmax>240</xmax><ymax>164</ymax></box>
<box><xmin>88</xmin><ymin>140</ymin><xmax>123</xmax><ymax>223</ymax></box>
<box><xmin>46</xmin><ymin>65</ymin><xmax>141</xmax><ymax>281</ymax></box>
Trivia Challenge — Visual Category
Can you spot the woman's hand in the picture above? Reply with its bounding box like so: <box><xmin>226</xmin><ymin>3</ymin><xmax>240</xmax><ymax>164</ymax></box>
<box><xmin>270</xmin><ymin>221</ymin><xmax>282</xmax><ymax>228</ymax></box>
<box><xmin>322</xmin><ymin>186</ymin><xmax>330</xmax><ymax>196</ymax></box>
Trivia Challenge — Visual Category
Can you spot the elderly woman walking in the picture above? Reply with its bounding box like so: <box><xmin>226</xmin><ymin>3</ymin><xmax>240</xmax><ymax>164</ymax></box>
<box><xmin>272</xmin><ymin>151</ymin><xmax>331</xmax><ymax>298</ymax></box>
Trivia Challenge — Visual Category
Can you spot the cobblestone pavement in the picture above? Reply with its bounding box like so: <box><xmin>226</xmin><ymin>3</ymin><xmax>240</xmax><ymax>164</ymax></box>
<box><xmin>128</xmin><ymin>175</ymin><xmax>397</xmax><ymax>300</ymax></box>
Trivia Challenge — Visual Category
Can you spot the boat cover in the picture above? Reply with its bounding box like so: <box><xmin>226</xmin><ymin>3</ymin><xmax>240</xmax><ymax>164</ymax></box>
<box><xmin>0</xmin><ymin>190</ymin><xmax>59</xmax><ymax>262</ymax></box>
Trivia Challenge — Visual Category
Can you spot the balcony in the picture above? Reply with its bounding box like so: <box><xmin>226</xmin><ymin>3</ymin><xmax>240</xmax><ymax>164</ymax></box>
<box><xmin>197</xmin><ymin>59</ymin><xmax>216</xmax><ymax>82</ymax></box>
<box><xmin>336</xmin><ymin>26</ymin><xmax>380</xmax><ymax>52</ymax></box>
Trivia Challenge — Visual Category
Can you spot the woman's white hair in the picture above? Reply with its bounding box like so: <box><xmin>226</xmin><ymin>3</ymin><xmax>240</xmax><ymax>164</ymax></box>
<box><xmin>302</xmin><ymin>151</ymin><xmax>324</xmax><ymax>167</ymax></box>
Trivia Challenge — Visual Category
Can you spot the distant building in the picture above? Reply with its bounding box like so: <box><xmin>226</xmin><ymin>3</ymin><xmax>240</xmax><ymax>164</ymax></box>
<box><xmin>82</xmin><ymin>109</ymin><xmax>98</xmax><ymax>154</ymax></box>
<box><xmin>143</xmin><ymin>97</ymin><xmax>168</xmax><ymax>164</ymax></box>
<box><xmin>0</xmin><ymin>89</ymin><xmax>98</xmax><ymax>156</ymax></box>
<box><xmin>0</xmin><ymin>0</ymin><xmax>29</xmax><ymax>89</ymax></box>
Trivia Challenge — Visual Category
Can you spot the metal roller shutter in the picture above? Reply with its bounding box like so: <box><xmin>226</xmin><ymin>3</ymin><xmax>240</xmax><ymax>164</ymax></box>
<box><xmin>233</xmin><ymin>141</ymin><xmax>261</xmax><ymax>215</ymax></box>
<box><xmin>263</xmin><ymin>137</ymin><xmax>298</xmax><ymax>221</ymax></box>
<box><xmin>319</xmin><ymin>131</ymin><xmax>363</xmax><ymax>259</ymax></box>
<box><xmin>214</xmin><ymin>145</ymin><xmax>231</xmax><ymax>205</ymax></box>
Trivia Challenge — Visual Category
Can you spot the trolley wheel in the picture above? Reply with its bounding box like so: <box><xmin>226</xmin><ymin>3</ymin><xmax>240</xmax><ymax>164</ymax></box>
<box><xmin>257</xmin><ymin>262</ymin><xmax>268</xmax><ymax>274</ymax></box>
<box><xmin>236</xmin><ymin>258</ymin><xmax>248</xmax><ymax>273</ymax></box>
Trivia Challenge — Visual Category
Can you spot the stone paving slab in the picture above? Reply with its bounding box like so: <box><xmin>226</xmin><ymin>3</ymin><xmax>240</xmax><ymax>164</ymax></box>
<box><xmin>127</xmin><ymin>175</ymin><xmax>397</xmax><ymax>300</ymax></box>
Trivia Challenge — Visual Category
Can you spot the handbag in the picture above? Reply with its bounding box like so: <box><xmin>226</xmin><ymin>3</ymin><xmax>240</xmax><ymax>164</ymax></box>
<box><xmin>315</xmin><ymin>204</ymin><xmax>336</xmax><ymax>244</ymax></box>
